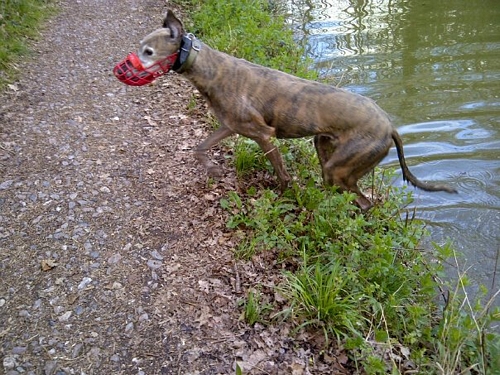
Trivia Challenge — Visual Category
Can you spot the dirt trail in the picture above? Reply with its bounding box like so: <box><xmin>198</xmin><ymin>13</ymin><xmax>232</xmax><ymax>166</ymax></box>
<box><xmin>0</xmin><ymin>1</ymin><xmax>331</xmax><ymax>374</ymax></box>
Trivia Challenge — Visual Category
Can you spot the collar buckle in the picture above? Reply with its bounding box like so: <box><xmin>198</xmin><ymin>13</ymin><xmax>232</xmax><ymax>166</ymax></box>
<box><xmin>174</xmin><ymin>33</ymin><xmax>201</xmax><ymax>73</ymax></box>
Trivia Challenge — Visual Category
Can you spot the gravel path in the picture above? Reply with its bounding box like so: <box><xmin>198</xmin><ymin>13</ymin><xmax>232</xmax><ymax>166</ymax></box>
<box><xmin>0</xmin><ymin>1</ymin><xmax>349</xmax><ymax>374</ymax></box>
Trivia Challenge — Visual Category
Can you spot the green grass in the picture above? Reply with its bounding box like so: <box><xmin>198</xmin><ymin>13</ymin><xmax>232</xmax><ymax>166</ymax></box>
<box><xmin>0</xmin><ymin>0</ymin><xmax>56</xmax><ymax>87</ymax></box>
<box><xmin>177</xmin><ymin>0</ymin><xmax>500</xmax><ymax>373</ymax></box>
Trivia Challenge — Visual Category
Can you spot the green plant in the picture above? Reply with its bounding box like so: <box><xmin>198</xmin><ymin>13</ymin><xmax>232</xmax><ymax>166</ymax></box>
<box><xmin>431</xmin><ymin>250</ymin><xmax>500</xmax><ymax>375</ymax></box>
<box><xmin>242</xmin><ymin>289</ymin><xmax>272</xmax><ymax>326</ymax></box>
<box><xmin>280</xmin><ymin>255</ymin><xmax>364</xmax><ymax>342</ymax></box>
<box><xmin>0</xmin><ymin>0</ymin><xmax>56</xmax><ymax>87</ymax></box>
<box><xmin>232</xmin><ymin>137</ymin><xmax>271</xmax><ymax>177</ymax></box>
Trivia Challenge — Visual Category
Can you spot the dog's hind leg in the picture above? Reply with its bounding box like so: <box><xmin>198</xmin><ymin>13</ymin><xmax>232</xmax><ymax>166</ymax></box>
<box><xmin>195</xmin><ymin>126</ymin><xmax>235</xmax><ymax>177</ymax></box>
<box><xmin>314</xmin><ymin>134</ymin><xmax>339</xmax><ymax>186</ymax></box>
<box><xmin>317</xmin><ymin>134</ymin><xmax>392</xmax><ymax>211</ymax></box>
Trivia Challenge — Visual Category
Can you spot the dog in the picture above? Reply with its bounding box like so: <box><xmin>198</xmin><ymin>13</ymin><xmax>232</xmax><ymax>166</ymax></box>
<box><xmin>115</xmin><ymin>10</ymin><xmax>457</xmax><ymax>211</ymax></box>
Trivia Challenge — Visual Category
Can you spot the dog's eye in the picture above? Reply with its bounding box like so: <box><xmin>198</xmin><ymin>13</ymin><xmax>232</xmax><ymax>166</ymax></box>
<box><xmin>144</xmin><ymin>48</ymin><xmax>154</xmax><ymax>56</ymax></box>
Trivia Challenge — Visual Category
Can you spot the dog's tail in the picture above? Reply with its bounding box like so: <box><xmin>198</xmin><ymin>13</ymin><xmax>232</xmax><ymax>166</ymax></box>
<box><xmin>392</xmin><ymin>130</ymin><xmax>457</xmax><ymax>194</ymax></box>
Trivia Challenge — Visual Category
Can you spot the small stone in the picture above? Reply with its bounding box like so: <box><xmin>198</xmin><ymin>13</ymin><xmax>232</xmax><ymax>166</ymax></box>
<box><xmin>72</xmin><ymin>343</ymin><xmax>83</xmax><ymax>358</ymax></box>
<box><xmin>58</xmin><ymin>311</ymin><xmax>72</xmax><ymax>322</ymax></box>
<box><xmin>18</xmin><ymin>310</ymin><xmax>30</xmax><ymax>318</ymax></box>
<box><xmin>75</xmin><ymin>306</ymin><xmax>85</xmax><ymax>315</ymax></box>
<box><xmin>0</xmin><ymin>298</ymin><xmax>6</xmax><ymax>307</ymax></box>
<box><xmin>3</xmin><ymin>355</ymin><xmax>16</xmax><ymax>370</ymax></box>
<box><xmin>33</xmin><ymin>299</ymin><xmax>42</xmax><ymax>309</ymax></box>
<box><xmin>78</xmin><ymin>277</ymin><xmax>92</xmax><ymax>290</ymax></box>
<box><xmin>12</xmin><ymin>346</ymin><xmax>27</xmax><ymax>355</ymax></box>
<box><xmin>125</xmin><ymin>322</ymin><xmax>134</xmax><ymax>332</ymax></box>
<box><xmin>53</xmin><ymin>306</ymin><xmax>65</xmax><ymax>314</ymax></box>
<box><xmin>44</xmin><ymin>360</ymin><xmax>58</xmax><ymax>375</ymax></box>
<box><xmin>150</xmin><ymin>250</ymin><xmax>163</xmax><ymax>260</ymax></box>
<box><xmin>0</xmin><ymin>180</ymin><xmax>14</xmax><ymax>190</ymax></box>
<box><xmin>99</xmin><ymin>186</ymin><xmax>111</xmax><ymax>193</ymax></box>
<box><xmin>147</xmin><ymin>259</ymin><xmax>162</xmax><ymax>270</ymax></box>
<box><xmin>110</xmin><ymin>354</ymin><xmax>120</xmax><ymax>362</ymax></box>
<box><xmin>138</xmin><ymin>313</ymin><xmax>149</xmax><ymax>322</ymax></box>
<box><xmin>107</xmin><ymin>253</ymin><xmax>122</xmax><ymax>264</ymax></box>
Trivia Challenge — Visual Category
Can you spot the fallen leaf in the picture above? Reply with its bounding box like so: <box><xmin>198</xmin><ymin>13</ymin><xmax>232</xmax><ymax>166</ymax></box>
<box><xmin>41</xmin><ymin>259</ymin><xmax>57</xmax><ymax>271</ymax></box>
<box><xmin>7</xmin><ymin>84</ymin><xmax>19</xmax><ymax>92</ymax></box>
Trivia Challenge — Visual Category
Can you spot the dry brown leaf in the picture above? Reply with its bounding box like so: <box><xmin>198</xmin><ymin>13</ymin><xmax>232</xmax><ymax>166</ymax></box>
<box><xmin>41</xmin><ymin>259</ymin><xmax>57</xmax><ymax>271</ymax></box>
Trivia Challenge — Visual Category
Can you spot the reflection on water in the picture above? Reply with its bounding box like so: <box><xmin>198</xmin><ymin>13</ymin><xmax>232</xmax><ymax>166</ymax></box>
<box><xmin>288</xmin><ymin>0</ymin><xmax>500</xmax><ymax>295</ymax></box>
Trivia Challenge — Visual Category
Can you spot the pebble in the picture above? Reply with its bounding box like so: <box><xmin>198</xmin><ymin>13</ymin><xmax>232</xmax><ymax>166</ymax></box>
<box><xmin>58</xmin><ymin>311</ymin><xmax>72</xmax><ymax>322</ymax></box>
<box><xmin>44</xmin><ymin>360</ymin><xmax>58</xmax><ymax>375</ymax></box>
<box><xmin>72</xmin><ymin>343</ymin><xmax>83</xmax><ymax>358</ymax></box>
<box><xmin>125</xmin><ymin>322</ymin><xmax>134</xmax><ymax>332</ymax></box>
<box><xmin>3</xmin><ymin>355</ymin><xmax>16</xmax><ymax>370</ymax></box>
<box><xmin>75</xmin><ymin>306</ymin><xmax>85</xmax><ymax>315</ymax></box>
<box><xmin>107</xmin><ymin>253</ymin><xmax>122</xmax><ymax>264</ymax></box>
<box><xmin>147</xmin><ymin>259</ymin><xmax>162</xmax><ymax>270</ymax></box>
<box><xmin>150</xmin><ymin>249</ymin><xmax>163</xmax><ymax>260</ymax></box>
<box><xmin>18</xmin><ymin>310</ymin><xmax>30</xmax><ymax>318</ymax></box>
<box><xmin>12</xmin><ymin>346</ymin><xmax>27</xmax><ymax>355</ymax></box>
<box><xmin>78</xmin><ymin>277</ymin><xmax>92</xmax><ymax>290</ymax></box>
<box><xmin>0</xmin><ymin>180</ymin><xmax>14</xmax><ymax>190</ymax></box>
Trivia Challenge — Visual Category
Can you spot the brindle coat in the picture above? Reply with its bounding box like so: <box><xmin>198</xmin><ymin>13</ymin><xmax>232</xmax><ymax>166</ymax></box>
<box><xmin>137</xmin><ymin>10</ymin><xmax>457</xmax><ymax>210</ymax></box>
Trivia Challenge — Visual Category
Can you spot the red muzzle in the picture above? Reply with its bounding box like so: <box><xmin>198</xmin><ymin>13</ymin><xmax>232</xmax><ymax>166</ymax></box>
<box><xmin>113</xmin><ymin>52</ymin><xmax>179</xmax><ymax>86</ymax></box>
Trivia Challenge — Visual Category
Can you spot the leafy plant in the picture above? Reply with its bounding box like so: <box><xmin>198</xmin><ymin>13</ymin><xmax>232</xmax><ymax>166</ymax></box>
<box><xmin>280</xmin><ymin>255</ymin><xmax>364</xmax><ymax>342</ymax></box>
<box><xmin>0</xmin><ymin>0</ymin><xmax>56</xmax><ymax>86</ymax></box>
<box><xmin>431</xmin><ymin>250</ymin><xmax>500</xmax><ymax>374</ymax></box>
<box><xmin>242</xmin><ymin>289</ymin><xmax>272</xmax><ymax>326</ymax></box>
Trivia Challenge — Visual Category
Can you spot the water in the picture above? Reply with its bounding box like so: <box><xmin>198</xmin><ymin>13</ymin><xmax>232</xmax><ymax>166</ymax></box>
<box><xmin>288</xmin><ymin>0</ymin><xmax>500</xmax><ymax>296</ymax></box>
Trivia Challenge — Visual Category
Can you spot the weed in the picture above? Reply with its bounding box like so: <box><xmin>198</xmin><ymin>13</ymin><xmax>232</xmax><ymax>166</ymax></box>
<box><xmin>280</xmin><ymin>254</ymin><xmax>364</xmax><ymax>342</ymax></box>
<box><xmin>431</xmin><ymin>250</ymin><xmax>500</xmax><ymax>374</ymax></box>
<box><xmin>241</xmin><ymin>289</ymin><xmax>272</xmax><ymax>326</ymax></box>
<box><xmin>0</xmin><ymin>0</ymin><xmax>56</xmax><ymax>87</ymax></box>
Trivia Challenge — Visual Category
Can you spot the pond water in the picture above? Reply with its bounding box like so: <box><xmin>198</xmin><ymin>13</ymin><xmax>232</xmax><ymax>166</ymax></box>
<box><xmin>287</xmin><ymin>0</ymin><xmax>500</xmax><ymax>297</ymax></box>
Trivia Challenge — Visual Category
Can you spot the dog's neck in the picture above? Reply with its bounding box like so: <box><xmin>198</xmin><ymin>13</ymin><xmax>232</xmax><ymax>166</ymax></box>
<box><xmin>173</xmin><ymin>33</ymin><xmax>201</xmax><ymax>73</ymax></box>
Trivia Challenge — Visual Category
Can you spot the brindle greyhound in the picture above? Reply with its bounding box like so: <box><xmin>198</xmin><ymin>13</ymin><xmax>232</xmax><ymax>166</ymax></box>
<box><xmin>121</xmin><ymin>10</ymin><xmax>457</xmax><ymax>210</ymax></box>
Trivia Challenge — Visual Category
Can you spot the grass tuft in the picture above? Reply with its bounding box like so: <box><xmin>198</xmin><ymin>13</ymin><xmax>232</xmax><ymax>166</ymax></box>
<box><xmin>0</xmin><ymin>0</ymin><xmax>56</xmax><ymax>87</ymax></box>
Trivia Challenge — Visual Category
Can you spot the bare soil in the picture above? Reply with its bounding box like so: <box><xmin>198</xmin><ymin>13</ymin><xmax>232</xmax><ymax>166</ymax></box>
<box><xmin>0</xmin><ymin>1</ymin><xmax>352</xmax><ymax>374</ymax></box>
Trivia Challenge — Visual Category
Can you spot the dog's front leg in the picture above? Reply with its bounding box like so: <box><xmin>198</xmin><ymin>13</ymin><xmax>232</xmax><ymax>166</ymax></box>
<box><xmin>194</xmin><ymin>126</ymin><xmax>235</xmax><ymax>177</ymax></box>
<box><xmin>253</xmin><ymin>137</ymin><xmax>291</xmax><ymax>192</ymax></box>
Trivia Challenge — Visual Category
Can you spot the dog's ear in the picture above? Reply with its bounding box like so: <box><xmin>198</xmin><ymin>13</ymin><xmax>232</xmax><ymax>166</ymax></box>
<box><xmin>163</xmin><ymin>10</ymin><xmax>184</xmax><ymax>39</ymax></box>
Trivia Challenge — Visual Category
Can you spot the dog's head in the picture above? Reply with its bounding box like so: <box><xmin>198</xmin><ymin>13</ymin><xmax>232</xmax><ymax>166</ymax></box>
<box><xmin>113</xmin><ymin>11</ymin><xmax>184</xmax><ymax>86</ymax></box>
<box><xmin>138</xmin><ymin>11</ymin><xmax>184</xmax><ymax>69</ymax></box>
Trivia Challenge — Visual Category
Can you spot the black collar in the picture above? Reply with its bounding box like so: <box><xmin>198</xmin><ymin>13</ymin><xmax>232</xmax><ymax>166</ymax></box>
<box><xmin>173</xmin><ymin>33</ymin><xmax>201</xmax><ymax>73</ymax></box>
